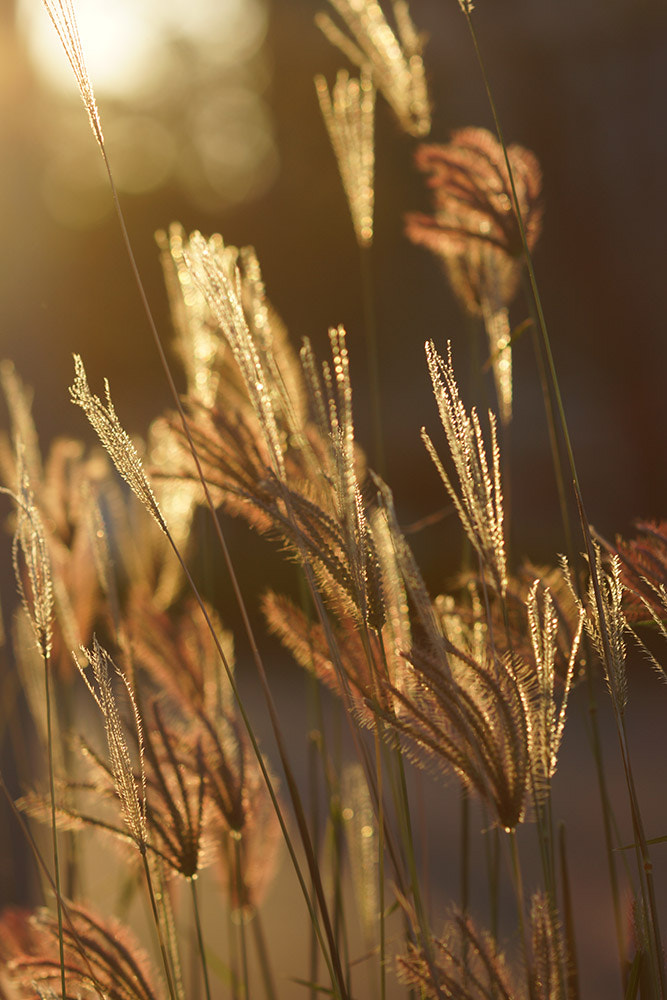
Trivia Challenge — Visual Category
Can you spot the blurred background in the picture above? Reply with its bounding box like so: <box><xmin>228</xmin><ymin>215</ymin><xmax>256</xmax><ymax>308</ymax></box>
<box><xmin>1</xmin><ymin>0</ymin><xmax>667</xmax><ymax>995</ymax></box>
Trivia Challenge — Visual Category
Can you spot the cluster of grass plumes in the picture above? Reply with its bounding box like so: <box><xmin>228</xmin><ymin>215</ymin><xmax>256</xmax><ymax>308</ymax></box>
<box><xmin>2</xmin><ymin>1</ymin><xmax>666</xmax><ymax>999</ymax></box>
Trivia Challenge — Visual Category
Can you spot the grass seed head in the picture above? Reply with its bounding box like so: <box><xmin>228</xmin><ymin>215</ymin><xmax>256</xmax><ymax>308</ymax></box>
<box><xmin>316</xmin><ymin>0</ymin><xmax>431</xmax><ymax>137</ymax></box>
<box><xmin>69</xmin><ymin>356</ymin><xmax>167</xmax><ymax>535</ymax></box>
<box><xmin>316</xmin><ymin>69</ymin><xmax>376</xmax><ymax>247</ymax></box>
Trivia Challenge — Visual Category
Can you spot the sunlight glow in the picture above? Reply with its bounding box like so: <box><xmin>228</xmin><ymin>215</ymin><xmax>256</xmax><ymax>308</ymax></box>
<box><xmin>18</xmin><ymin>0</ymin><xmax>268</xmax><ymax>100</ymax></box>
<box><xmin>17</xmin><ymin>0</ymin><xmax>275</xmax><ymax>221</ymax></box>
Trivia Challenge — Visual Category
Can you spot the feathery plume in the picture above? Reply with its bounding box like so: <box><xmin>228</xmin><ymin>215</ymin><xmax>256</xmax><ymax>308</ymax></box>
<box><xmin>316</xmin><ymin>0</ymin><xmax>431</xmax><ymax>137</ymax></box>
<box><xmin>526</xmin><ymin>581</ymin><xmax>583</xmax><ymax>803</ymax></box>
<box><xmin>530</xmin><ymin>891</ymin><xmax>566</xmax><ymax>1000</ymax></box>
<box><xmin>398</xmin><ymin>908</ymin><xmax>523</xmax><ymax>999</ymax></box>
<box><xmin>406</xmin><ymin>129</ymin><xmax>542</xmax><ymax>423</ymax></box>
<box><xmin>2</xmin><ymin>903</ymin><xmax>163</xmax><ymax>1000</ymax></box>
<box><xmin>315</xmin><ymin>69</ymin><xmax>376</xmax><ymax>247</ymax></box>
<box><xmin>606</xmin><ymin>520</ymin><xmax>667</xmax><ymax>625</ymax></box>
<box><xmin>0</xmin><ymin>361</ymin><xmax>43</xmax><ymax>488</ymax></box>
<box><xmin>8</xmin><ymin>444</ymin><xmax>54</xmax><ymax>662</ymax></box>
<box><xmin>69</xmin><ymin>356</ymin><xmax>167</xmax><ymax>535</ymax></box>
<box><xmin>176</xmin><ymin>231</ymin><xmax>287</xmax><ymax>481</ymax></box>
<box><xmin>64</xmin><ymin>702</ymin><xmax>210</xmax><ymax>880</ymax></box>
<box><xmin>423</xmin><ymin>341</ymin><xmax>507</xmax><ymax>596</ymax></box>
<box><xmin>39</xmin><ymin>0</ymin><xmax>104</xmax><ymax>150</ymax></box>
<box><xmin>77</xmin><ymin>638</ymin><xmax>148</xmax><ymax>848</ymax></box>
<box><xmin>563</xmin><ymin>549</ymin><xmax>628</xmax><ymax>715</ymax></box>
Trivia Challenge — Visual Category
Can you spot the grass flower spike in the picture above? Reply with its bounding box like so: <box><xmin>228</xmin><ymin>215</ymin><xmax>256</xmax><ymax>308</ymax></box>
<box><xmin>39</xmin><ymin>0</ymin><xmax>103</xmax><ymax>150</ymax></box>
<box><xmin>406</xmin><ymin>129</ymin><xmax>542</xmax><ymax>423</ymax></box>
<box><xmin>8</xmin><ymin>445</ymin><xmax>54</xmax><ymax>662</ymax></box>
<box><xmin>69</xmin><ymin>356</ymin><xmax>167</xmax><ymax>534</ymax></box>
<box><xmin>526</xmin><ymin>581</ymin><xmax>583</xmax><ymax>802</ymax></box>
<box><xmin>316</xmin><ymin>69</ymin><xmax>376</xmax><ymax>247</ymax></box>
<box><xmin>316</xmin><ymin>0</ymin><xmax>431</xmax><ymax>137</ymax></box>
<box><xmin>2</xmin><ymin>903</ymin><xmax>163</xmax><ymax>1000</ymax></box>
<box><xmin>423</xmin><ymin>340</ymin><xmax>507</xmax><ymax>597</ymax></box>
<box><xmin>77</xmin><ymin>637</ymin><xmax>148</xmax><ymax>849</ymax></box>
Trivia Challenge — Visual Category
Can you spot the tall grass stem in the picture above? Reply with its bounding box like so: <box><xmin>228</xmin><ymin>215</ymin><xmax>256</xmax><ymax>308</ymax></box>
<box><xmin>44</xmin><ymin>655</ymin><xmax>66</xmax><ymax>1000</ymax></box>
<box><xmin>189</xmin><ymin>877</ymin><xmax>212</xmax><ymax>1000</ymax></box>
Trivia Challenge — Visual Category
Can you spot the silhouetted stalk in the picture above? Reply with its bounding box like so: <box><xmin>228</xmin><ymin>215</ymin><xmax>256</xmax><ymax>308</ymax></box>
<box><xmin>140</xmin><ymin>847</ymin><xmax>179</xmax><ymax>1000</ymax></box>
<box><xmin>485</xmin><ymin>815</ymin><xmax>500</xmax><ymax>941</ymax></box>
<box><xmin>251</xmin><ymin>911</ymin><xmax>278</xmax><ymax>1000</ymax></box>
<box><xmin>154</xmin><ymin>519</ymin><xmax>343</xmax><ymax>998</ymax></box>
<box><xmin>558</xmin><ymin>824</ymin><xmax>580</xmax><ymax>1000</ymax></box>
<box><xmin>507</xmin><ymin>829</ymin><xmax>535</xmax><ymax>1000</ymax></box>
<box><xmin>158</xmin><ymin>863</ymin><xmax>185</xmax><ymax>1000</ymax></box>
<box><xmin>583</xmin><ymin>664</ymin><xmax>627</xmax><ymax>988</ymax></box>
<box><xmin>524</xmin><ymin>255</ymin><xmax>627</xmax><ymax>980</ymax></box>
<box><xmin>228</xmin><ymin>898</ymin><xmax>239</xmax><ymax>1000</ymax></box>
<box><xmin>44</xmin><ymin>654</ymin><xmax>66</xmax><ymax>1000</ymax></box>
<box><xmin>360</xmin><ymin>244</ymin><xmax>385</xmax><ymax>477</ymax></box>
<box><xmin>463</xmin><ymin>11</ymin><xmax>664</xmax><ymax>995</ymax></box>
<box><xmin>372</xmin><ymin>629</ymin><xmax>447</xmax><ymax>1000</ymax></box>
<box><xmin>460</xmin><ymin>784</ymin><xmax>470</xmax><ymax>985</ymax></box>
<box><xmin>616</xmin><ymin>711</ymin><xmax>664</xmax><ymax>1000</ymax></box>
<box><xmin>97</xmin><ymin>148</ymin><xmax>348</xmax><ymax>1000</ymax></box>
<box><xmin>0</xmin><ymin>769</ymin><xmax>107</xmax><ymax>1000</ymax></box>
<box><xmin>189</xmin><ymin>877</ymin><xmax>212</xmax><ymax>1000</ymax></box>
<box><xmin>233</xmin><ymin>835</ymin><xmax>250</xmax><ymax>1000</ymax></box>
<box><xmin>377</xmin><ymin>739</ymin><xmax>387</xmax><ymax>1000</ymax></box>
<box><xmin>521</xmin><ymin>275</ymin><xmax>575</xmax><ymax>569</ymax></box>
<box><xmin>296</xmin><ymin>558</ymin><xmax>411</xmax><ymax>919</ymax></box>
<box><xmin>308</xmin><ymin>725</ymin><xmax>322</xmax><ymax>1000</ymax></box>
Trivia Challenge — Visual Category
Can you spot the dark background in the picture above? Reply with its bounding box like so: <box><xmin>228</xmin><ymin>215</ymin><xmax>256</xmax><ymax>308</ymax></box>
<box><xmin>1</xmin><ymin>0</ymin><xmax>667</xmax><ymax>995</ymax></box>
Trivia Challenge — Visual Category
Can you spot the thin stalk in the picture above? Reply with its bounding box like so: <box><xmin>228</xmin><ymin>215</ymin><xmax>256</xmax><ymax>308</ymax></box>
<box><xmin>158</xmin><ymin>862</ymin><xmax>185</xmax><ymax>1000</ymax></box>
<box><xmin>0</xmin><ymin>769</ymin><xmax>107</xmax><ymax>1000</ymax></box>
<box><xmin>189</xmin><ymin>877</ymin><xmax>212</xmax><ymax>1000</ymax></box>
<box><xmin>100</xmin><ymin>148</ymin><xmax>348</xmax><ymax>1000</ymax></box>
<box><xmin>486</xmin><ymin>819</ymin><xmax>500</xmax><ymax>942</ymax></box>
<box><xmin>251</xmin><ymin>910</ymin><xmax>278</xmax><ymax>1000</ymax></box>
<box><xmin>558</xmin><ymin>824</ymin><xmax>580</xmax><ymax>1000</ymax></box>
<box><xmin>371</xmin><ymin>629</ymin><xmax>446</xmax><ymax>1000</ymax></box>
<box><xmin>617</xmin><ymin>713</ymin><xmax>665</xmax><ymax>1000</ymax></box>
<box><xmin>228</xmin><ymin>889</ymin><xmax>239</xmax><ymax>1000</ymax></box>
<box><xmin>377</xmin><ymin>748</ymin><xmax>387</xmax><ymax>1000</ymax></box>
<box><xmin>360</xmin><ymin>244</ymin><xmax>385</xmax><ymax>477</ymax></box>
<box><xmin>308</xmin><ymin>725</ymin><xmax>322</xmax><ymax>1000</ymax></box>
<box><xmin>140</xmin><ymin>847</ymin><xmax>179</xmax><ymax>1000</ymax></box>
<box><xmin>44</xmin><ymin>655</ymin><xmax>66</xmax><ymax>1000</ymax></box>
<box><xmin>521</xmin><ymin>276</ymin><xmax>575</xmax><ymax>569</ymax></box>
<box><xmin>460</xmin><ymin>783</ymin><xmax>470</xmax><ymax>985</ymax></box>
<box><xmin>462</xmin><ymin>12</ymin><xmax>665</xmax><ymax>995</ymax></box>
<box><xmin>507</xmin><ymin>829</ymin><xmax>535</xmax><ymax>1000</ymax></box>
<box><xmin>161</xmin><ymin>525</ymin><xmax>343</xmax><ymax>999</ymax></box>
<box><xmin>583</xmin><ymin>664</ymin><xmax>628</xmax><ymax>987</ymax></box>
<box><xmin>233</xmin><ymin>835</ymin><xmax>250</xmax><ymax>1000</ymax></box>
